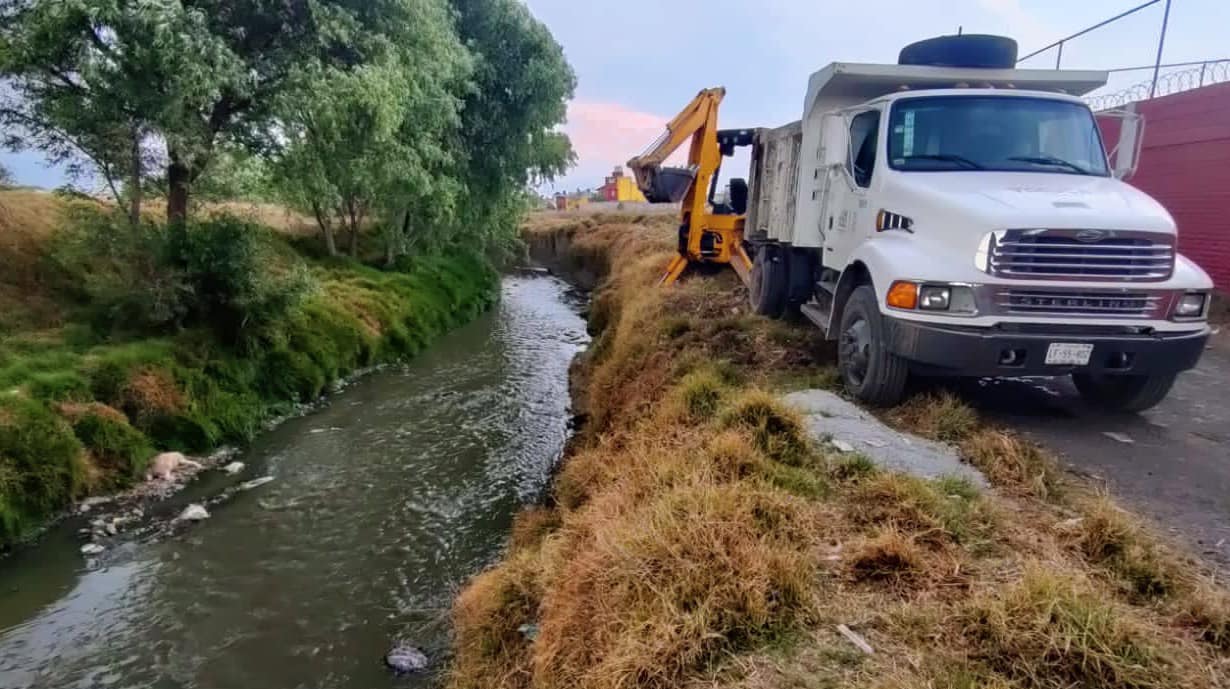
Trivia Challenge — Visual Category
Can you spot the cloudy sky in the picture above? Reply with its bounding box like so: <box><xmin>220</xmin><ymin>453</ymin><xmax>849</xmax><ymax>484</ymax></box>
<box><xmin>4</xmin><ymin>0</ymin><xmax>1228</xmax><ymax>192</ymax></box>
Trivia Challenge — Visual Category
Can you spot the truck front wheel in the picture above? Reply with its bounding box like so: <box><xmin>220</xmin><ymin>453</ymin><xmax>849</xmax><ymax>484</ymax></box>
<box><xmin>1072</xmin><ymin>372</ymin><xmax>1177</xmax><ymax>413</ymax></box>
<box><xmin>838</xmin><ymin>286</ymin><xmax>909</xmax><ymax>406</ymax></box>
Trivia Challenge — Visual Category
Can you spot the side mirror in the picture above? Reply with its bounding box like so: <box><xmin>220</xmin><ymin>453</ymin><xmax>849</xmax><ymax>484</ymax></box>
<box><xmin>820</xmin><ymin>113</ymin><xmax>848</xmax><ymax>169</ymax></box>
<box><xmin>1105</xmin><ymin>103</ymin><xmax>1145</xmax><ymax>181</ymax></box>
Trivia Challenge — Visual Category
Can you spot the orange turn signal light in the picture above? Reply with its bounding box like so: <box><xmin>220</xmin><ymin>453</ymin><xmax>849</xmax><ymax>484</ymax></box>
<box><xmin>887</xmin><ymin>281</ymin><xmax>919</xmax><ymax>310</ymax></box>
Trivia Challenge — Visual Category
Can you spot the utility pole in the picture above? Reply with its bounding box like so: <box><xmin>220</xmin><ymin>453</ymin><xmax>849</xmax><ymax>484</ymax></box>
<box><xmin>1149</xmin><ymin>0</ymin><xmax>1173</xmax><ymax>99</ymax></box>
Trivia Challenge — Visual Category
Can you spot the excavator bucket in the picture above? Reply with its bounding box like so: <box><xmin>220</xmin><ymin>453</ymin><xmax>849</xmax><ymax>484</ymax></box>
<box><xmin>644</xmin><ymin>167</ymin><xmax>695</xmax><ymax>203</ymax></box>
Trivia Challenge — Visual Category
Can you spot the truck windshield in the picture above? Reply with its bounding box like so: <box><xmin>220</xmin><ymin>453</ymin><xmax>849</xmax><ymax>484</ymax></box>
<box><xmin>887</xmin><ymin>96</ymin><xmax>1110</xmax><ymax>176</ymax></box>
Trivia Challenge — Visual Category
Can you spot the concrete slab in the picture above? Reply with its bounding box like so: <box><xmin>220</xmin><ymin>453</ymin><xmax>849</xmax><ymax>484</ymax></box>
<box><xmin>783</xmin><ymin>390</ymin><xmax>988</xmax><ymax>488</ymax></box>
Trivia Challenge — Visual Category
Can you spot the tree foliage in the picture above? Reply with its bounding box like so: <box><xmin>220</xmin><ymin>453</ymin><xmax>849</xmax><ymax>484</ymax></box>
<box><xmin>0</xmin><ymin>0</ymin><xmax>576</xmax><ymax>253</ymax></box>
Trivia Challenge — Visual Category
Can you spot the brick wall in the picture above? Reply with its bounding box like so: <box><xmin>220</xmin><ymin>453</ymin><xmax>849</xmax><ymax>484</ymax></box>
<box><xmin>1100</xmin><ymin>82</ymin><xmax>1230</xmax><ymax>292</ymax></box>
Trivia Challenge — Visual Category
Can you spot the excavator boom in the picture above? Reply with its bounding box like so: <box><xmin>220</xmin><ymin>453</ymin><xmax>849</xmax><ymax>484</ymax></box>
<box><xmin>626</xmin><ymin>88</ymin><xmax>753</xmax><ymax>287</ymax></box>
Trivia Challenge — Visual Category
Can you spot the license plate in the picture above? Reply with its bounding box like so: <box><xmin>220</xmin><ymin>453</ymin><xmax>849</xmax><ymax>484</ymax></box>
<box><xmin>1045</xmin><ymin>343</ymin><xmax>1094</xmax><ymax>366</ymax></box>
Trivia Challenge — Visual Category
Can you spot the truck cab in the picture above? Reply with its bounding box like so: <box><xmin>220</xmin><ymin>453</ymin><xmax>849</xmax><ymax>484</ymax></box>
<box><xmin>747</xmin><ymin>56</ymin><xmax>1214</xmax><ymax>412</ymax></box>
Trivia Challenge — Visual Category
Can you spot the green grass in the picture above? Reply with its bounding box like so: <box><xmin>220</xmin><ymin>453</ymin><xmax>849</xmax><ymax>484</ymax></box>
<box><xmin>0</xmin><ymin>242</ymin><xmax>498</xmax><ymax>549</ymax></box>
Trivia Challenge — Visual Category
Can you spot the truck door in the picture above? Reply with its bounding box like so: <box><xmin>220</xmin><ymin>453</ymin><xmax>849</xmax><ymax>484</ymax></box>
<box><xmin>827</xmin><ymin>109</ymin><xmax>881</xmax><ymax>270</ymax></box>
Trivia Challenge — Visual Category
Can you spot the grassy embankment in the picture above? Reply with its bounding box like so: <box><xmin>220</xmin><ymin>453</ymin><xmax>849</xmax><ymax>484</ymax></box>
<box><xmin>449</xmin><ymin>212</ymin><xmax>1230</xmax><ymax>689</ymax></box>
<box><xmin>0</xmin><ymin>190</ymin><xmax>499</xmax><ymax>547</ymax></box>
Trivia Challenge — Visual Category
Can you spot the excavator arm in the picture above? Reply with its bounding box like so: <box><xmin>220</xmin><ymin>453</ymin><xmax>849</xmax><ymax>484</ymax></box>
<box><xmin>627</xmin><ymin>88</ymin><xmax>725</xmax><ymax>197</ymax></box>
<box><xmin>626</xmin><ymin>88</ymin><xmax>754</xmax><ymax>287</ymax></box>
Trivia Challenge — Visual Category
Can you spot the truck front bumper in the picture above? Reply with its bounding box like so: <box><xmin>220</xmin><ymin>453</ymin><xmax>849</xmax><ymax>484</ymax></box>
<box><xmin>884</xmin><ymin>318</ymin><xmax>1209</xmax><ymax>378</ymax></box>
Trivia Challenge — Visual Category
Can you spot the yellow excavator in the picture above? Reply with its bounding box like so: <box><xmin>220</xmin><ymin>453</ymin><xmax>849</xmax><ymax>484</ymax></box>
<box><xmin>627</xmin><ymin>88</ymin><xmax>756</xmax><ymax>286</ymax></box>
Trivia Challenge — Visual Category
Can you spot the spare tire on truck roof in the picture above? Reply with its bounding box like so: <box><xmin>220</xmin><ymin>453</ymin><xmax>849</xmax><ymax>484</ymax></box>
<box><xmin>898</xmin><ymin>34</ymin><xmax>1018</xmax><ymax>69</ymax></box>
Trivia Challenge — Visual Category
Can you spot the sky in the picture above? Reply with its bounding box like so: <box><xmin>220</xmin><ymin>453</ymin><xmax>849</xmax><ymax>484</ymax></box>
<box><xmin>3</xmin><ymin>0</ymin><xmax>1229</xmax><ymax>193</ymax></box>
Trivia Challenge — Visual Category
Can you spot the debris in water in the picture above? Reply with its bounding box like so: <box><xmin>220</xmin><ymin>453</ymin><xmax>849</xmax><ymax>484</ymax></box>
<box><xmin>81</xmin><ymin>543</ymin><xmax>106</xmax><ymax>556</ymax></box>
<box><xmin>836</xmin><ymin>624</ymin><xmax>874</xmax><ymax>655</ymax></box>
<box><xmin>239</xmin><ymin>477</ymin><xmax>275</xmax><ymax>491</ymax></box>
<box><xmin>1102</xmin><ymin>431</ymin><xmax>1135</xmax><ymax>444</ymax></box>
<box><xmin>830</xmin><ymin>439</ymin><xmax>856</xmax><ymax>453</ymax></box>
<box><xmin>385</xmin><ymin>644</ymin><xmax>429</xmax><ymax>674</ymax></box>
<box><xmin>222</xmin><ymin>461</ymin><xmax>246</xmax><ymax>475</ymax></box>
<box><xmin>179</xmin><ymin>504</ymin><xmax>210</xmax><ymax>522</ymax></box>
<box><xmin>77</xmin><ymin>496</ymin><xmax>114</xmax><ymax>514</ymax></box>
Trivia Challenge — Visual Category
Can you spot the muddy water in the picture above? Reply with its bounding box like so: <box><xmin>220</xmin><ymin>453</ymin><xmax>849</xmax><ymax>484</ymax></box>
<box><xmin>0</xmin><ymin>275</ymin><xmax>588</xmax><ymax>689</ymax></box>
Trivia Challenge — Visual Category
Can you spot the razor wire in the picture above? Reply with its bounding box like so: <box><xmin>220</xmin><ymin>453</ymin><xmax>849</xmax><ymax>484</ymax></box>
<box><xmin>1087</xmin><ymin>60</ymin><xmax>1230</xmax><ymax>110</ymax></box>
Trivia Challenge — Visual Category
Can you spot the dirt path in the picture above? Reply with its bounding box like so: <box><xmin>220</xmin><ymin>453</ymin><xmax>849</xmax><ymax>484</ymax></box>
<box><xmin>951</xmin><ymin>332</ymin><xmax>1230</xmax><ymax>569</ymax></box>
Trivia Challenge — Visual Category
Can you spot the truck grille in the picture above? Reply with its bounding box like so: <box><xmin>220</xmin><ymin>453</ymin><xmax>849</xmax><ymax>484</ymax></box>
<box><xmin>988</xmin><ymin>230</ymin><xmax>1175</xmax><ymax>282</ymax></box>
<box><xmin>996</xmin><ymin>289</ymin><xmax>1164</xmax><ymax>318</ymax></box>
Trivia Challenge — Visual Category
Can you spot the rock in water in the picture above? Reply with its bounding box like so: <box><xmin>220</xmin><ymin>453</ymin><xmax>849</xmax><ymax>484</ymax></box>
<box><xmin>80</xmin><ymin>543</ymin><xmax>106</xmax><ymax>556</ymax></box>
<box><xmin>179</xmin><ymin>504</ymin><xmax>210</xmax><ymax>522</ymax></box>
<box><xmin>385</xmin><ymin>645</ymin><xmax>429</xmax><ymax>674</ymax></box>
<box><xmin>222</xmin><ymin>461</ymin><xmax>246</xmax><ymax>475</ymax></box>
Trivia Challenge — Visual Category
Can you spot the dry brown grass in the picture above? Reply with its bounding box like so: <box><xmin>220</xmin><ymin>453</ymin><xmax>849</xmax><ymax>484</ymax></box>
<box><xmin>120</xmin><ymin>366</ymin><xmax>186</xmax><ymax>418</ymax></box>
<box><xmin>54</xmin><ymin>401</ymin><xmax>128</xmax><ymax>425</ymax></box>
<box><xmin>887</xmin><ymin>391</ymin><xmax>980</xmax><ymax>443</ymax></box>
<box><xmin>448</xmin><ymin>213</ymin><xmax>1230</xmax><ymax>689</ymax></box>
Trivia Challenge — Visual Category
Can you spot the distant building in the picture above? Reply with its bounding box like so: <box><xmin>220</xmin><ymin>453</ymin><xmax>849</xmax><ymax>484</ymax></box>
<box><xmin>553</xmin><ymin>193</ymin><xmax>590</xmax><ymax>211</ymax></box>
<box><xmin>599</xmin><ymin>167</ymin><xmax>647</xmax><ymax>203</ymax></box>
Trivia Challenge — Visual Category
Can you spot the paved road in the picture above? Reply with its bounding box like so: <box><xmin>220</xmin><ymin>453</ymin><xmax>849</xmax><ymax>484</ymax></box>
<box><xmin>949</xmin><ymin>331</ymin><xmax>1230</xmax><ymax>569</ymax></box>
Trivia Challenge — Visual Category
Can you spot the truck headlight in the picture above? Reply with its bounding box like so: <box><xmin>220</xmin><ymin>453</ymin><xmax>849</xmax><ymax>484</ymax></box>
<box><xmin>888</xmin><ymin>282</ymin><xmax>978</xmax><ymax>315</ymax></box>
<box><xmin>1174</xmin><ymin>292</ymin><xmax>1208</xmax><ymax>320</ymax></box>
<box><xmin>919</xmin><ymin>286</ymin><xmax>951</xmax><ymax>310</ymax></box>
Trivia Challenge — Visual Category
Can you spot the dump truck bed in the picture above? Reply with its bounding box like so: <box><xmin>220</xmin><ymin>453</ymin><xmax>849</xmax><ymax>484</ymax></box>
<box><xmin>747</xmin><ymin>121</ymin><xmax>803</xmax><ymax>243</ymax></box>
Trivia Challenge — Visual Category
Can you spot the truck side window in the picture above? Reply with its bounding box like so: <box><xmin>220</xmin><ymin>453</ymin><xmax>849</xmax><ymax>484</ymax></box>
<box><xmin>848</xmin><ymin>111</ymin><xmax>880</xmax><ymax>188</ymax></box>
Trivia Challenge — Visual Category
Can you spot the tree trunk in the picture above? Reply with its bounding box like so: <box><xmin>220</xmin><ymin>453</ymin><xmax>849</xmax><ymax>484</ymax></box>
<box><xmin>346</xmin><ymin>200</ymin><xmax>360</xmax><ymax>257</ymax></box>
<box><xmin>167</xmin><ymin>152</ymin><xmax>191</xmax><ymax>226</ymax></box>
<box><xmin>311</xmin><ymin>202</ymin><xmax>338</xmax><ymax>257</ymax></box>
<box><xmin>128</xmin><ymin>126</ymin><xmax>142</xmax><ymax>226</ymax></box>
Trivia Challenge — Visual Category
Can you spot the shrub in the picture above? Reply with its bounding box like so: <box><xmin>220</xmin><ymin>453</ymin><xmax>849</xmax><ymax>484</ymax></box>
<box><xmin>47</xmin><ymin>208</ymin><xmax>315</xmax><ymax>344</ymax></box>
<box><xmin>164</xmin><ymin>216</ymin><xmax>316</xmax><ymax>344</ymax></box>
<box><xmin>961</xmin><ymin>569</ymin><xmax>1187</xmax><ymax>689</ymax></box>
<box><xmin>0</xmin><ymin>397</ymin><xmax>86</xmax><ymax>544</ymax></box>
<box><xmin>27</xmin><ymin>370</ymin><xmax>91</xmax><ymax>402</ymax></box>
<box><xmin>72</xmin><ymin>413</ymin><xmax>154</xmax><ymax>487</ymax></box>
<box><xmin>720</xmin><ymin>391</ymin><xmax>812</xmax><ymax>467</ymax></box>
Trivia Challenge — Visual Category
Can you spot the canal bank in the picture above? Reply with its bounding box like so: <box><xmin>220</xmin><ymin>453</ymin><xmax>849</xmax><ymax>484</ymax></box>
<box><xmin>447</xmin><ymin>213</ymin><xmax>1230</xmax><ymax>689</ymax></box>
<box><xmin>0</xmin><ymin>274</ymin><xmax>589</xmax><ymax>688</ymax></box>
<box><xmin>0</xmin><ymin>207</ymin><xmax>500</xmax><ymax>550</ymax></box>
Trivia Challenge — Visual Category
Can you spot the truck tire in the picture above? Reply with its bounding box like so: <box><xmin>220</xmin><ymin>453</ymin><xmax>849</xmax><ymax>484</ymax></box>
<box><xmin>1071</xmin><ymin>372</ymin><xmax>1177</xmax><ymax>414</ymax></box>
<box><xmin>838</xmin><ymin>286</ymin><xmax>909</xmax><ymax>406</ymax></box>
<box><xmin>782</xmin><ymin>247</ymin><xmax>816</xmax><ymax>319</ymax></box>
<box><xmin>898</xmin><ymin>34</ymin><xmax>1018</xmax><ymax>69</ymax></box>
<box><xmin>749</xmin><ymin>243</ymin><xmax>788</xmax><ymax>318</ymax></box>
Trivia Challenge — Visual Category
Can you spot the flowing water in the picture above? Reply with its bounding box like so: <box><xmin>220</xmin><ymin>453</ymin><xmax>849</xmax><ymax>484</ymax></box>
<box><xmin>0</xmin><ymin>274</ymin><xmax>588</xmax><ymax>689</ymax></box>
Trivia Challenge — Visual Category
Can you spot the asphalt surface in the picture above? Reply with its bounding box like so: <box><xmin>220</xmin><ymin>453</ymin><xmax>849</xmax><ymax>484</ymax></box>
<box><xmin>948</xmin><ymin>330</ymin><xmax>1230</xmax><ymax>569</ymax></box>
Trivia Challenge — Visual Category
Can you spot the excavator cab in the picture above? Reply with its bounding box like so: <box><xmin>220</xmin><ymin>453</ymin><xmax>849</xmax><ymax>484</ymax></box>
<box><xmin>627</xmin><ymin>88</ymin><xmax>756</xmax><ymax>286</ymax></box>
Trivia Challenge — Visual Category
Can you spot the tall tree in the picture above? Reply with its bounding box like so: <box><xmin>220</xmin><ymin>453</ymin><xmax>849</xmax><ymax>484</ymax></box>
<box><xmin>448</xmin><ymin>0</ymin><xmax>576</xmax><ymax>249</ymax></box>
<box><xmin>272</xmin><ymin>0</ymin><xmax>470</xmax><ymax>258</ymax></box>
<box><xmin>0</xmin><ymin>1</ymin><xmax>392</xmax><ymax>225</ymax></box>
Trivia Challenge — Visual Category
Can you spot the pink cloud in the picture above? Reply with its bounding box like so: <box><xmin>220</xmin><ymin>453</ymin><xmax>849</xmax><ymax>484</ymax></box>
<box><xmin>559</xmin><ymin>100</ymin><xmax>687</xmax><ymax>190</ymax></box>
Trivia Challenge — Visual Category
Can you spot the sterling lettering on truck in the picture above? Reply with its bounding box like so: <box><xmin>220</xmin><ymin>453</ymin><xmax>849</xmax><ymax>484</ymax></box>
<box><xmin>742</xmin><ymin>34</ymin><xmax>1213</xmax><ymax>412</ymax></box>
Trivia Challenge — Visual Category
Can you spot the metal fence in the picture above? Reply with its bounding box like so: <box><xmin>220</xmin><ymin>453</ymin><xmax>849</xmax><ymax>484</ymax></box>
<box><xmin>1086</xmin><ymin>60</ymin><xmax>1230</xmax><ymax>110</ymax></box>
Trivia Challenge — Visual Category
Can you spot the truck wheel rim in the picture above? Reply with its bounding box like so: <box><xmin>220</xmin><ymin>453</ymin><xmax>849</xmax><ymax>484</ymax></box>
<box><xmin>840</xmin><ymin>318</ymin><xmax>871</xmax><ymax>386</ymax></box>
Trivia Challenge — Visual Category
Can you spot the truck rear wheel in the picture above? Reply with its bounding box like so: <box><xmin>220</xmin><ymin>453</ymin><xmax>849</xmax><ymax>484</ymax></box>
<box><xmin>838</xmin><ymin>286</ymin><xmax>909</xmax><ymax>406</ymax></box>
<box><xmin>749</xmin><ymin>243</ymin><xmax>787</xmax><ymax>318</ymax></box>
<box><xmin>1072</xmin><ymin>372</ymin><xmax>1177</xmax><ymax>414</ymax></box>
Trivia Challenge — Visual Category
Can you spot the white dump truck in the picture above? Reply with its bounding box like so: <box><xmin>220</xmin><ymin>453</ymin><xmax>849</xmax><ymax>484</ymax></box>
<box><xmin>744</xmin><ymin>35</ymin><xmax>1213</xmax><ymax>411</ymax></box>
